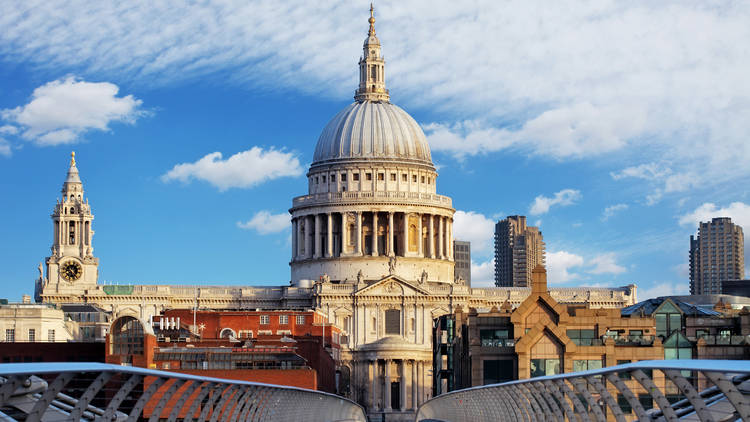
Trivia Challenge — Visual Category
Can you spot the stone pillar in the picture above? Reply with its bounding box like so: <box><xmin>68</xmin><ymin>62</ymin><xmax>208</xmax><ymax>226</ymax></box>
<box><xmin>418</xmin><ymin>360</ymin><xmax>423</xmax><ymax>404</ymax></box>
<box><xmin>448</xmin><ymin>219</ymin><xmax>454</xmax><ymax>260</ymax></box>
<box><xmin>371</xmin><ymin>211</ymin><xmax>378</xmax><ymax>256</ymax></box>
<box><xmin>417</xmin><ymin>214</ymin><xmax>423</xmax><ymax>257</ymax></box>
<box><xmin>326</xmin><ymin>213</ymin><xmax>333</xmax><ymax>258</ymax></box>
<box><xmin>384</xmin><ymin>359</ymin><xmax>392</xmax><ymax>411</ymax></box>
<box><xmin>291</xmin><ymin>218</ymin><xmax>297</xmax><ymax>260</ymax></box>
<box><xmin>411</xmin><ymin>359</ymin><xmax>418</xmax><ymax>410</ymax></box>
<box><xmin>340</xmin><ymin>212</ymin><xmax>347</xmax><ymax>256</ymax></box>
<box><xmin>438</xmin><ymin>216</ymin><xmax>444</xmax><ymax>259</ymax></box>
<box><xmin>388</xmin><ymin>212</ymin><xmax>394</xmax><ymax>256</ymax></box>
<box><xmin>400</xmin><ymin>360</ymin><xmax>407</xmax><ymax>411</ymax></box>
<box><xmin>402</xmin><ymin>213</ymin><xmax>409</xmax><ymax>257</ymax></box>
<box><xmin>297</xmin><ymin>216</ymin><xmax>305</xmax><ymax>258</ymax></box>
<box><xmin>314</xmin><ymin>214</ymin><xmax>321</xmax><ymax>259</ymax></box>
<box><xmin>305</xmin><ymin>216</ymin><xmax>313</xmax><ymax>259</ymax></box>
<box><xmin>428</xmin><ymin>214</ymin><xmax>435</xmax><ymax>258</ymax></box>
<box><xmin>370</xmin><ymin>360</ymin><xmax>377</xmax><ymax>411</ymax></box>
<box><xmin>356</xmin><ymin>211</ymin><xmax>363</xmax><ymax>255</ymax></box>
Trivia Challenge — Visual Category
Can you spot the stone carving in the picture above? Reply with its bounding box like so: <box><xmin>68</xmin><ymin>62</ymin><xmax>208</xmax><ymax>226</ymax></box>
<box><xmin>455</xmin><ymin>275</ymin><xmax>464</xmax><ymax>285</ymax></box>
<box><xmin>321</xmin><ymin>273</ymin><xmax>331</xmax><ymax>284</ymax></box>
<box><xmin>388</xmin><ymin>255</ymin><xmax>397</xmax><ymax>274</ymax></box>
<box><xmin>385</xmin><ymin>282</ymin><xmax>397</xmax><ymax>293</ymax></box>
<box><xmin>38</xmin><ymin>262</ymin><xmax>43</xmax><ymax>279</ymax></box>
<box><xmin>357</xmin><ymin>270</ymin><xmax>364</xmax><ymax>284</ymax></box>
<box><xmin>347</xmin><ymin>212</ymin><xmax>357</xmax><ymax>224</ymax></box>
<box><xmin>419</xmin><ymin>270</ymin><xmax>428</xmax><ymax>284</ymax></box>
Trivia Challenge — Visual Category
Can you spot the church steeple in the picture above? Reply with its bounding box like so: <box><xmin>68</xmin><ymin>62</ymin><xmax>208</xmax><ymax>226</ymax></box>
<box><xmin>40</xmin><ymin>152</ymin><xmax>98</xmax><ymax>300</ymax></box>
<box><xmin>355</xmin><ymin>4</ymin><xmax>390</xmax><ymax>102</ymax></box>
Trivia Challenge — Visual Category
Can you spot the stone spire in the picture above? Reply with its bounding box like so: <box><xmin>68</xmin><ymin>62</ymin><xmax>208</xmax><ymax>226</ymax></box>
<box><xmin>354</xmin><ymin>4</ymin><xmax>390</xmax><ymax>102</ymax></box>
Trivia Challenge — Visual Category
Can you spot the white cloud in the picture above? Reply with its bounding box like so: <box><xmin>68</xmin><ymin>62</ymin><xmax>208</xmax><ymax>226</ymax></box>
<box><xmin>162</xmin><ymin>147</ymin><xmax>304</xmax><ymax>191</ymax></box>
<box><xmin>602</xmin><ymin>203</ymin><xmax>628</xmax><ymax>221</ymax></box>
<box><xmin>1</xmin><ymin>76</ymin><xmax>143</xmax><ymax>145</ymax></box>
<box><xmin>678</xmin><ymin>202</ymin><xmax>750</xmax><ymax>229</ymax></box>
<box><xmin>546</xmin><ymin>250</ymin><xmax>584</xmax><ymax>284</ymax></box>
<box><xmin>639</xmin><ymin>282</ymin><xmax>689</xmax><ymax>300</ymax></box>
<box><xmin>452</xmin><ymin>210</ymin><xmax>496</xmax><ymax>257</ymax></box>
<box><xmin>0</xmin><ymin>125</ymin><xmax>18</xmax><ymax>135</ymax></box>
<box><xmin>0</xmin><ymin>138</ymin><xmax>10</xmax><ymax>157</ymax></box>
<box><xmin>470</xmin><ymin>259</ymin><xmax>495</xmax><ymax>287</ymax></box>
<box><xmin>237</xmin><ymin>211</ymin><xmax>289</xmax><ymax>234</ymax></box>
<box><xmin>588</xmin><ymin>253</ymin><xmax>626</xmax><ymax>275</ymax></box>
<box><xmin>610</xmin><ymin>163</ymin><xmax>670</xmax><ymax>181</ymax></box>
<box><xmin>2</xmin><ymin>2</ymin><xmax>750</xmax><ymax>192</ymax></box>
<box><xmin>529</xmin><ymin>189</ymin><xmax>581</xmax><ymax>215</ymax></box>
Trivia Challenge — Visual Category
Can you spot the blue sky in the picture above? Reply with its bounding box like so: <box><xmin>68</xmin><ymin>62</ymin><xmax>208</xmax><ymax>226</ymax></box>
<box><xmin>1</xmin><ymin>1</ymin><xmax>749</xmax><ymax>301</ymax></box>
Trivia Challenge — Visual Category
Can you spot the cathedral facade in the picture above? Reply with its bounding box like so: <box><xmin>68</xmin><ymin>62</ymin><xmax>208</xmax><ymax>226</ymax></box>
<box><xmin>35</xmin><ymin>9</ymin><xmax>637</xmax><ymax>420</ymax></box>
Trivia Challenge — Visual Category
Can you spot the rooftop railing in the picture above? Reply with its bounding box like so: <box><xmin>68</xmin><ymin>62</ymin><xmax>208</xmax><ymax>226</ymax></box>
<box><xmin>417</xmin><ymin>360</ymin><xmax>750</xmax><ymax>422</ymax></box>
<box><xmin>0</xmin><ymin>362</ymin><xmax>366</xmax><ymax>421</ymax></box>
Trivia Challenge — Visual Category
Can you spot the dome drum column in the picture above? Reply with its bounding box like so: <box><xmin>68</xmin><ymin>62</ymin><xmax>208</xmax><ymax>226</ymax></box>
<box><xmin>438</xmin><ymin>216</ymin><xmax>444</xmax><ymax>259</ymax></box>
<box><xmin>428</xmin><ymin>215</ymin><xmax>435</xmax><ymax>259</ymax></box>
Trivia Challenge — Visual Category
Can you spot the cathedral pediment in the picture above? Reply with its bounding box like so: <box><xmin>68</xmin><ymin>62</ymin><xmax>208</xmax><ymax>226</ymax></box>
<box><xmin>354</xmin><ymin>275</ymin><xmax>431</xmax><ymax>297</ymax></box>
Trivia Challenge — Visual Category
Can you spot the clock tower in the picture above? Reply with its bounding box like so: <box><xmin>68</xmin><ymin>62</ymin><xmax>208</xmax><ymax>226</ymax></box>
<box><xmin>37</xmin><ymin>152</ymin><xmax>99</xmax><ymax>301</ymax></box>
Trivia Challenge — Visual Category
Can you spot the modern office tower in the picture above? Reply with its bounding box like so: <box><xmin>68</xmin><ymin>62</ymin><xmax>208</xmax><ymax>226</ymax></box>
<box><xmin>689</xmin><ymin>217</ymin><xmax>745</xmax><ymax>295</ymax></box>
<box><xmin>494</xmin><ymin>216</ymin><xmax>545</xmax><ymax>287</ymax></box>
<box><xmin>453</xmin><ymin>240</ymin><xmax>471</xmax><ymax>286</ymax></box>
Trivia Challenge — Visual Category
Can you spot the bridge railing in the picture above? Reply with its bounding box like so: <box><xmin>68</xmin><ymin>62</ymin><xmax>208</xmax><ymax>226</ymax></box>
<box><xmin>417</xmin><ymin>360</ymin><xmax>750</xmax><ymax>422</ymax></box>
<box><xmin>0</xmin><ymin>362</ymin><xmax>366</xmax><ymax>422</ymax></box>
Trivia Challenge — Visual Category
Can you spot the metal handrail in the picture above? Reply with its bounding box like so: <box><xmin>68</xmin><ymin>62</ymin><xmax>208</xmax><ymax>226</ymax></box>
<box><xmin>417</xmin><ymin>360</ymin><xmax>750</xmax><ymax>422</ymax></box>
<box><xmin>0</xmin><ymin>362</ymin><xmax>366</xmax><ymax>422</ymax></box>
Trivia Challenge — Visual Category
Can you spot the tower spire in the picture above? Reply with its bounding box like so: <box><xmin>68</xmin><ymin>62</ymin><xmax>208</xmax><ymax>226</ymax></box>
<box><xmin>355</xmin><ymin>4</ymin><xmax>390</xmax><ymax>102</ymax></box>
<box><xmin>369</xmin><ymin>3</ymin><xmax>376</xmax><ymax>36</ymax></box>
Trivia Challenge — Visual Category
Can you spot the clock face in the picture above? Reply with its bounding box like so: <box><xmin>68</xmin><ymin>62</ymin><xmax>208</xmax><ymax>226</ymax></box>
<box><xmin>60</xmin><ymin>261</ymin><xmax>82</xmax><ymax>282</ymax></box>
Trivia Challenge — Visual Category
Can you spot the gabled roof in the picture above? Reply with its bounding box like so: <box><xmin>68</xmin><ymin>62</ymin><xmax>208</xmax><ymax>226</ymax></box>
<box><xmin>621</xmin><ymin>297</ymin><xmax>721</xmax><ymax>317</ymax></box>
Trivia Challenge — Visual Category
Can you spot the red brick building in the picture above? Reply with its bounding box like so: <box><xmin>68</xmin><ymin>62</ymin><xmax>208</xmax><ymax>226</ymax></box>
<box><xmin>105</xmin><ymin>309</ymin><xmax>342</xmax><ymax>394</ymax></box>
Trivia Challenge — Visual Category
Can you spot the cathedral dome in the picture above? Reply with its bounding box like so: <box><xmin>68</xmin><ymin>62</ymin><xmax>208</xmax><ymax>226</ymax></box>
<box><xmin>312</xmin><ymin>101</ymin><xmax>433</xmax><ymax>167</ymax></box>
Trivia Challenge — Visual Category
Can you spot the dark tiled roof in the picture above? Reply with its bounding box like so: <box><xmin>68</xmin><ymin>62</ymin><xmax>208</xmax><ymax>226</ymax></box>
<box><xmin>61</xmin><ymin>304</ymin><xmax>108</xmax><ymax>313</ymax></box>
<box><xmin>621</xmin><ymin>297</ymin><xmax>721</xmax><ymax>317</ymax></box>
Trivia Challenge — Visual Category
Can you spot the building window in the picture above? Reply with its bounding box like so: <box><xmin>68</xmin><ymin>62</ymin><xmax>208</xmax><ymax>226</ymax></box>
<box><xmin>378</xmin><ymin>173</ymin><xmax>384</xmax><ymax>181</ymax></box>
<box><xmin>5</xmin><ymin>329</ymin><xmax>14</xmax><ymax>342</ymax></box>
<box><xmin>655</xmin><ymin>301</ymin><xmax>682</xmax><ymax>338</ymax></box>
<box><xmin>260</xmin><ymin>315</ymin><xmax>270</xmax><ymax>325</ymax></box>
<box><xmin>573</xmin><ymin>359</ymin><xmax>602</xmax><ymax>372</ymax></box>
<box><xmin>390</xmin><ymin>173</ymin><xmax>396</xmax><ymax>181</ymax></box>
<box><xmin>638</xmin><ymin>394</ymin><xmax>653</xmax><ymax>410</ymax></box>
<box><xmin>617</xmin><ymin>360</ymin><xmax>631</xmax><ymax>379</ymax></box>
<box><xmin>530</xmin><ymin>359</ymin><xmax>560</xmax><ymax>377</ymax></box>
<box><xmin>296</xmin><ymin>315</ymin><xmax>306</xmax><ymax>325</ymax></box>
<box><xmin>279</xmin><ymin>315</ymin><xmax>289</xmax><ymax>325</ymax></box>
<box><xmin>330</xmin><ymin>175</ymin><xmax>335</xmax><ymax>182</ymax></box>
<box><xmin>483</xmin><ymin>360</ymin><xmax>513</xmax><ymax>384</ymax></box>
<box><xmin>28</xmin><ymin>329</ymin><xmax>35</xmax><ymax>342</ymax></box>
<box><xmin>663</xmin><ymin>332</ymin><xmax>692</xmax><ymax>360</ymax></box>
<box><xmin>385</xmin><ymin>309</ymin><xmax>400</xmax><ymax>335</ymax></box>
<box><xmin>322</xmin><ymin>175</ymin><xmax>326</xmax><ymax>183</ymax></box>
<box><xmin>366</xmin><ymin>173</ymin><xmax>372</xmax><ymax>181</ymax></box>
<box><xmin>421</xmin><ymin>176</ymin><xmax>425</xmax><ymax>183</ymax></box>
<box><xmin>353</xmin><ymin>173</ymin><xmax>360</xmax><ymax>181</ymax></box>
<box><xmin>402</xmin><ymin>174</ymin><xmax>407</xmax><ymax>182</ymax></box>
<box><xmin>238</xmin><ymin>330</ymin><xmax>253</xmax><ymax>339</ymax></box>
<box><xmin>480</xmin><ymin>329</ymin><xmax>509</xmax><ymax>347</ymax></box>
<box><xmin>112</xmin><ymin>317</ymin><xmax>144</xmax><ymax>356</ymax></box>
<box><xmin>341</xmin><ymin>173</ymin><xmax>347</xmax><ymax>182</ymax></box>
<box><xmin>567</xmin><ymin>329</ymin><xmax>596</xmax><ymax>346</ymax></box>
<box><xmin>719</xmin><ymin>329</ymin><xmax>731</xmax><ymax>337</ymax></box>
<box><xmin>695</xmin><ymin>329</ymin><xmax>708</xmax><ymax>338</ymax></box>
<box><xmin>617</xmin><ymin>394</ymin><xmax>632</xmax><ymax>414</ymax></box>
<box><xmin>412</xmin><ymin>175</ymin><xmax>417</xmax><ymax>182</ymax></box>
<box><xmin>48</xmin><ymin>329</ymin><xmax>55</xmax><ymax>342</ymax></box>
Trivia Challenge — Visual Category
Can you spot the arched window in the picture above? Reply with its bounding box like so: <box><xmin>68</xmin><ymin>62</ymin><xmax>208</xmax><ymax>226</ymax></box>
<box><xmin>220</xmin><ymin>328</ymin><xmax>236</xmax><ymax>339</ymax></box>
<box><xmin>111</xmin><ymin>316</ymin><xmax>144</xmax><ymax>356</ymax></box>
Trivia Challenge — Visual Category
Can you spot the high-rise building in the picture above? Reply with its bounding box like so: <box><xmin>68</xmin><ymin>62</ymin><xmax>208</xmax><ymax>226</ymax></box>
<box><xmin>453</xmin><ymin>241</ymin><xmax>471</xmax><ymax>286</ymax></box>
<box><xmin>689</xmin><ymin>217</ymin><xmax>745</xmax><ymax>295</ymax></box>
<box><xmin>494</xmin><ymin>216</ymin><xmax>545</xmax><ymax>287</ymax></box>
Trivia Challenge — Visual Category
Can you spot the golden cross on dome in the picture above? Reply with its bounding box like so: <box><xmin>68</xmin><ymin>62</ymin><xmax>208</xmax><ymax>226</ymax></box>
<box><xmin>368</xmin><ymin>3</ymin><xmax>376</xmax><ymax>36</ymax></box>
<box><xmin>70</xmin><ymin>151</ymin><xmax>76</xmax><ymax>166</ymax></box>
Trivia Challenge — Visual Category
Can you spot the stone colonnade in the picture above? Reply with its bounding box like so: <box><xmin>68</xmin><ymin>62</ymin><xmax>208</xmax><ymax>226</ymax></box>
<box><xmin>291</xmin><ymin>211</ymin><xmax>453</xmax><ymax>262</ymax></box>
<box><xmin>359</xmin><ymin>358</ymin><xmax>429</xmax><ymax>413</ymax></box>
